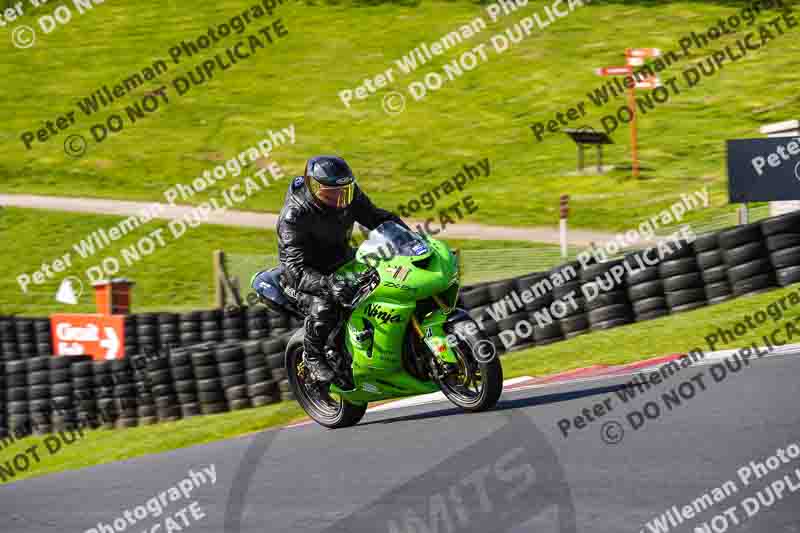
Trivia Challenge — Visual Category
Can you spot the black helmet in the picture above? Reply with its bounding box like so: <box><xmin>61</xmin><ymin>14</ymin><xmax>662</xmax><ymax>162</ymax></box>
<box><xmin>303</xmin><ymin>155</ymin><xmax>356</xmax><ymax>209</ymax></box>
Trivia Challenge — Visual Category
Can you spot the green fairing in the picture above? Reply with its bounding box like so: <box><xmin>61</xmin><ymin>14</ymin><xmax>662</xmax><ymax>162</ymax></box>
<box><xmin>328</xmin><ymin>235</ymin><xmax>461</xmax><ymax>404</ymax></box>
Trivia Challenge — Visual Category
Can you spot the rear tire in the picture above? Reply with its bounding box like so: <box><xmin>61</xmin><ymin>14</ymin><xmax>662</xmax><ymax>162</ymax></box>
<box><xmin>285</xmin><ymin>330</ymin><xmax>367</xmax><ymax>429</ymax></box>
<box><xmin>438</xmin><ymin>317</ymin><xmax>503</xmax><ymax>412</ymax></box>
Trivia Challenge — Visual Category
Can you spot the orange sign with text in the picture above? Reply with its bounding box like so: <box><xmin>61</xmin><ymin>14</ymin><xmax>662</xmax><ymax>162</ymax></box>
<box><xmin>50</xmin><ymin>314</ymin><xmax>126</xmax><ymax>360</ymax></box>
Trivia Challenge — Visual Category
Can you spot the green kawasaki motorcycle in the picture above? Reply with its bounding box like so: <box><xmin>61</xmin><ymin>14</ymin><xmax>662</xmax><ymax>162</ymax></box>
<box><xmin>251</xmin><ymin>221</ymin><xmax>503</xmax><ymax>428</ymax></box>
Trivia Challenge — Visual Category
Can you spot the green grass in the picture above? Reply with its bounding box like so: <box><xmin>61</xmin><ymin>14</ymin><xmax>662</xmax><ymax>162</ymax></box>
<box><xmin>3</xmin><ymin>282</ymin><xmax>797</xmax><ymax>484</ymax></box>
<box><xmin>0</xmin><ymin>207</ymin><xmax>557</xmax><ymax>315</ymax></box>
<box><xmin>2</xmin><ymin>1</ymin><xmax>798</xmax><ymax>230</ymax></box>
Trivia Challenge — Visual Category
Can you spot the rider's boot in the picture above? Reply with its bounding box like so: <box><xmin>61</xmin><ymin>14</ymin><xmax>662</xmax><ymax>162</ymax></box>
<box><xmin>304</xmin><ymin>346</ymin><xmax>335</xmax><ymax>383</ymax></box>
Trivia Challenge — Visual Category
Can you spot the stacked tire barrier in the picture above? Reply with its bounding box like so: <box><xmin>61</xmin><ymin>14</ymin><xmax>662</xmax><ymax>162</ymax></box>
<box><xmin>0</xmin><ymin>332</ymin><xmax>294</xmax><ymax>439</ymax></box>
<box><xmin>243</xmin><ymin>340</ymin><xmax>277</xmax><ymax>407</ymax></box>
<box><xmin>462</xmin><ymin>285</ymin><xmax>495</xmax><ymax>348</ymax></box>
<box><xmin>94</xmin><ymin>361</ymin><xmax>114</xmax><ymax>429</ymax></box>
<box><xmin>525</xmin><ymin>272</ymin><xmax>564</xmax><ymax>346</ymax></box>
<box><xmin>136</xmin><ymin>314</ymin><xmax>158</xmax><ymax>355</ymax></box>
<box><xmin>0</xmin><ymin>318</ymin><xmax>53</xmax><ymax>360</ymax></box>
<box><xmin>719</xmin><ymin>222</ymin><xmax>777</xmax><ymax>297</ymax></box>
<box><xmin>0</xmin><ymin>361</ymin><xmax>5</xmax><ymax>440</ymax></box>
<box><xmin>50</xmin><ymin>357</ymin><xmax>74</xmax><ymax>431</ymax></box>
<box><xmin>6</xmin><ymin>359</ymin><xmax>27</xmax><ymax>438</ymax></box>
<box><xmin>216</xmin><ymin>343</ymin><xmax>251</xmax><ymax>412</ymax></box>
<box><xmin>130</xmin><ymin>358</ymin><xmax>157</xmax><ymax>426</ymax></box>
<box><xmin>0</xmin><ymin>318</ymin><xmax>13</xmax><ymax>366</ymax></box>
<box><xmin>458</xmin><ymin>210</ymin><xmax>800</xmax><ymax>352</ymax></box>
<box><xmin>762</xmin><ymin>211</ymin><xmax>800</xmax><ymax>287</ymax></box>
<box><xmin>146</xmin><ymin>353</ymin><xmax>179</xmax><ymax>423</ymax></box>
<box><xmin>582</xmin><ymin>259</ymin><xmax>633</xmax><ymax>331</ymax></box>
<box><xmin>694</xmin><ymin>232</ymin><xmax>733</xmax><ymax>305</ymax></box>
<box><xmin>169</xmin><ymin>348</ymin><xmax>198</xmax><ymax>419</ymax></box>
<box><xmin>262</xmin><ymin>338</ymin><xmax>292</xmax><ymax>401</ymax></box>
<box><xmin>625</xmin><ymin>249</ymin><xmax>667</xmax><ymax>321</ymax></box>
<box><xmin>190</xmin><ymin>344</ymin><xmax>226</xmax><ymax>416</ymax></box>
<box><xmin>491</xmin><ymin>278</ymin><xmax>528</xmax><ymax>352</ymax></box>
<box><xmin>548</xmin><ymin>263</ymin><xmax>586</xmax><ymax>339</ymax></box>
<box><xmin>124</xmin><ymin>316</ymin><xmax>138</xmax><ymax>357</ymax></box>
<box><xmin>107</xmin><ymin>308</ymin><xmax>301</xmax><ymax>358</ymax></box>
<box><xmin>246</xmin><ymin>309</ymin><xmax>270</xmax><ymax>339</ymax></box>
<box><xmin>660</xmin><ymin>240</ymin><xmax>708</xmax><ymax>313</ymax></box>
<box><xmin>28</xmin><ymin>357</ymin><xmax>51</xmax><ymax>435</ymax></box>
<box><xmin>49</xmin><ymin>357</ymin><xmax>74</xmax><ymax>433</ymax></box>
<box><xmin>71</xmin><ymin>358</ymin><xmax>97</xmax><ymax>430</ymax></box>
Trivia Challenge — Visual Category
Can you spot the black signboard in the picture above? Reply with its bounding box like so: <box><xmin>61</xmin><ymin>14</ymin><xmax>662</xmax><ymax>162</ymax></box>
<box><xmin>727</xmin><ymin>137</ymin><xmax>800</xmax><ymax>203</ymax></box>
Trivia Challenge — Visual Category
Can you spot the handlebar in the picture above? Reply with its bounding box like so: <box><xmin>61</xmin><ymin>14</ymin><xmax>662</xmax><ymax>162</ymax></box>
<box><xmin>342</xmin><ymin>268</ymin><xmax>380</xmax><ymax>308</ymax></box>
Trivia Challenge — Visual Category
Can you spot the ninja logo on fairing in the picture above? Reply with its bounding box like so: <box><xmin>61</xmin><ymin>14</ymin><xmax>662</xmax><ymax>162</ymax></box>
<box><xmin>365</xmin><ymin>304</ymin><xmax>403</xmax><ymax>324</ymax></box>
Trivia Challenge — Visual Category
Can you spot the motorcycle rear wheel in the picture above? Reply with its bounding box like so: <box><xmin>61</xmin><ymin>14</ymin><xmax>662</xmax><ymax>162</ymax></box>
<box><xmin>286</xmin><ymin>331</ymin><xmax>367</xmax><ymax>429</ymax></box>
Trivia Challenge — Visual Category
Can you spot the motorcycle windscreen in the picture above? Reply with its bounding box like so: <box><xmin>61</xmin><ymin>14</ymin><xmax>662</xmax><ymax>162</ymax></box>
<box><xmin>357</xmin><ymin>221</ymin><xmax>430</xmax><ymax>260</ymax></box>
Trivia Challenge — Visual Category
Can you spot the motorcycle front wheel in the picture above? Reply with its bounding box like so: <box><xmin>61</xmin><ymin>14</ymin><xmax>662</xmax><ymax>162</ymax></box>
<box><xmin>437</xmin><ymin>318</ymin><xmax>503</xmax><ymax>412</ymax></box>
<box><xmin>286</xmin><ymin>331</ymin><xmax>367</xmax><ymax>429</ymax></box>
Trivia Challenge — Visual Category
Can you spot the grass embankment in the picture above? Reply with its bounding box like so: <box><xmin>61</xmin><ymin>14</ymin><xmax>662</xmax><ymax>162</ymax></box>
<box><xmin>2</xmin><ymin>1</ymin><xmax>798</xmax><ymax>229</ymax></box>
<box><xmin>3</xmin><ymin>283</ymin><xmax>797</xmax><ymax>483</ymax></box>
<box><xmin>0</xmin><ymin>207</ymin><xmax>555</xmax><ymax>315</ymax></box>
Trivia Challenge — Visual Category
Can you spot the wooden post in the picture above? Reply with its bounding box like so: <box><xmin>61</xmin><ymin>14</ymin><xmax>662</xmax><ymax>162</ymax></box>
<box><xmin>213</xmin><ymin>250</ymin><xmax>226</xmax><ymax>308</ymax></box>
<box><xmin>218</xmin><ymin>251</ymin><xmax>243</xmax><ymax>308</ymax></box>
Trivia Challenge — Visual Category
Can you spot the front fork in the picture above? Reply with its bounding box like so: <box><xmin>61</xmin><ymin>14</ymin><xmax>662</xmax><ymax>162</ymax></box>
<box><xmin>411</xmin><ymin>309</ymin><xmax>460</xmax><ymax>367</ymax></box>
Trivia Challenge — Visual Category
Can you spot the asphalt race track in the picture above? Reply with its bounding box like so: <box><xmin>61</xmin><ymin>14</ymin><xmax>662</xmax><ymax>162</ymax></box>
<box><xmin>2</xmin><ymin>351</ymin><xmax>800</xmax><ymax>533</ymax></box>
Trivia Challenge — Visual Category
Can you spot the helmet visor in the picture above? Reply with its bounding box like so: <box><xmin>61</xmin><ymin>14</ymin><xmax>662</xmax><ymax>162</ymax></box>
<box><xmin>308</xmin><ymin>179</ymin><xmax>355</xmax><ymax>208</ymax></box>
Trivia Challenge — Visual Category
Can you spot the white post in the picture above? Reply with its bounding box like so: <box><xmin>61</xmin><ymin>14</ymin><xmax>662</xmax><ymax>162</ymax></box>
<box><xmin>559</xmin><ymin>194</ymin><xmax>569</xmax><ymax>259</ymax></box>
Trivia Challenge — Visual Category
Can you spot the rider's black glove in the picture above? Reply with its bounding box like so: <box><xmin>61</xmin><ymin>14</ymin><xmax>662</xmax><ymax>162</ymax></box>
<box><xmin>327</xmin><ymin>275</ymin><xmax>357</xmax><ymax>306</ymax></box>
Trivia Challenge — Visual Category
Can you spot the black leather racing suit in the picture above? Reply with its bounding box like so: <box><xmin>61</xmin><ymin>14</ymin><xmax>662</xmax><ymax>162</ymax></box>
<box><xmin>277</xmin><ymin>176</ymin><xmax>404</xmax><ymax>365</ymax></box>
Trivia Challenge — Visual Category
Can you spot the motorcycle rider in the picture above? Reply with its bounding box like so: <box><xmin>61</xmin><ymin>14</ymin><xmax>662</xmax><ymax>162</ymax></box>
<box><xmin>277</xmin><ymin>155</ymin><xmax>406</xmax><ymax>383</ymax></box>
